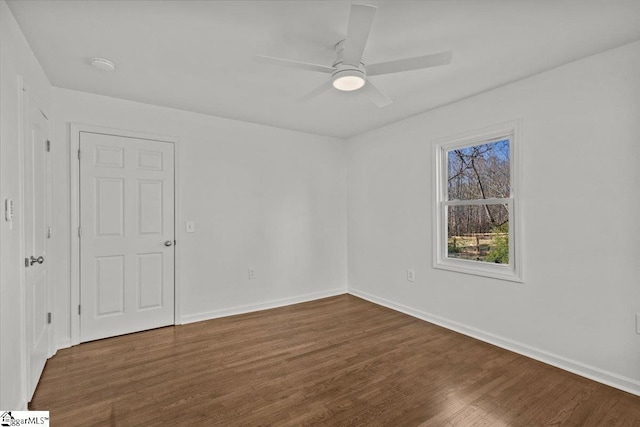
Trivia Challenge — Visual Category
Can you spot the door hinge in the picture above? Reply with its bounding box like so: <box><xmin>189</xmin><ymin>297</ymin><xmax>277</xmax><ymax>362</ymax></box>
<box><xmin>46</xmin><ymin>140</ymin><xmax>51</xmax><ymax>152</ymax></box>
<box><xmin>78</xmin><ymin>305</ymin><xmax>81</xmax><ymax>315</ymax></box>
<box><xmin>77</xmin><ymin>149</ymin><xmax>81</xmax><ymax>160</ymax></box>
<box><xmin>78</xmin><ymin>227</ymin><xmax>82</xmax><ymax>238</ymax></box>
<box><xmin>47</xmin><ymin>312</ymin><xmax>52</xmax><ymax>324</ymax></box>
<box><xmin>47</xmin><ymin>226</ymin><xmax>52</xmax><ymax>238</ymax></box>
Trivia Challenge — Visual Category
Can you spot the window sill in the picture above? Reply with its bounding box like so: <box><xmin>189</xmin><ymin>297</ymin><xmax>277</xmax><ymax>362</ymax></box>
<box><xmin>434</xmin><ymin>258</ymin><xmax>523</xmax><ymax>283</ymax></box>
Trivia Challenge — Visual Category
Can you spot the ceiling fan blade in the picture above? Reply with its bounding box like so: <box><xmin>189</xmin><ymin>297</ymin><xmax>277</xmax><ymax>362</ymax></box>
<box><xmin>366</xmin><ymin>51</ymin><xmax>453</xmax><ymax>76</ymax></box>
<box><xmin>297</xmin><ymin>80</ymin><xmax>334</xmax><ymax>103</ymax></box>
<box><xmin>253</xmin><ymin>55</ymin><xmax>335</xmax><ymax>74</ymax></box>
<box><xmin>361</xmin><ymin>80</ymin><xmax>393</xmax><ymax>108</ymax></box>
<box><xmin>342</xmin><ymin>4</ymin><xmax>377</xmax><ymax>66</ymax></box>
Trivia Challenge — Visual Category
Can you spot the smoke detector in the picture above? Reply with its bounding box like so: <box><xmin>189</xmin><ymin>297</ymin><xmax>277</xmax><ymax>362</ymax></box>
<box><xmin>90</xmin><ymin>58</ymin><xmax>115</xmax><ymax>72</ymax></box>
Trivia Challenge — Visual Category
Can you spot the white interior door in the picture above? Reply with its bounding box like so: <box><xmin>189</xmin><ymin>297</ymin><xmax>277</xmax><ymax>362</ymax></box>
<box><xmin>23</xmin><ymin>92</ymin><xmax>49</xmax><ymax>400</ymax></box>
<box><xmin>79</xmin><ymin>132</ymin><xmax>175</xmax><ymax>342</ymax></box>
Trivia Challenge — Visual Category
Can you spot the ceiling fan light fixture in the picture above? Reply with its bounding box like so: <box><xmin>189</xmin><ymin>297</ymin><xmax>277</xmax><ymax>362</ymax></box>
<box><xmin>255</xmin><ymin>4</ymin><xmax>452</xmax><ymax>107</ymax></box>
<box><xmin>332</xmin><ymin>69</ymin><xmax>365</xmax><ymax>91</ymax></box>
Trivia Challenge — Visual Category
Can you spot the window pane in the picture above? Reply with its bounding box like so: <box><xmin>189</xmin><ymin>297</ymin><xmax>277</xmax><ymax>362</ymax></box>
<box><xmin>447</xmin><ymin>204</ymin><xmax>509</xmax><ymax>264</ymax></box>
<box><xmin>447</xmin><ymin>139</ymin><xmax>510</xmax><ymax>201</ymax></box>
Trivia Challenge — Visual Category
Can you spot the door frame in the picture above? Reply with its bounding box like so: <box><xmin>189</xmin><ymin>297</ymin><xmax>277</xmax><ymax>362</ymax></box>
<box><xmin>69</xmin><ymin>123</ymin><xmax>180</xmax><ymax>346</ymax></box>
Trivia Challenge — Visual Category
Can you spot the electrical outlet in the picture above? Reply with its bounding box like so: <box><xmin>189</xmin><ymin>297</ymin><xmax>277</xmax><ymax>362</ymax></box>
<box><xmin>248</xmin><ymin>269</ymin><xmax>256</xmax><ymax>280</ymax></box>
<box><xmin>407</xmin><ymin>269</ymin><xmax>415</xmax><ymax>282</ymax></box>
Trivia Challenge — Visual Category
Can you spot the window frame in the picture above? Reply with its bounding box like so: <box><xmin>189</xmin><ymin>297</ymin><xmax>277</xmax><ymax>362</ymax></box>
<box><xmin>433</xmin><ymin>121</ymin><xmax>522</xmax><ymax>282</ymax></box>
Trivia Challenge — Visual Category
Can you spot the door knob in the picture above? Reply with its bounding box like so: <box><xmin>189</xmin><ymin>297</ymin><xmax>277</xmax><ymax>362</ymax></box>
<box><xmin>164</xmin><ymin>240</ymin><xmax>173</xmax><ymax>247</ymax></box>
<box><xmin>30</xmin><ymin>255</ymin><xmax>44</xmax><ymax>266</ymax></box>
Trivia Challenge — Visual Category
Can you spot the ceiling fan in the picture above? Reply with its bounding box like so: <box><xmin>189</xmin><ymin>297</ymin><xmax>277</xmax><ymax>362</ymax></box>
<box><xmin>254</xmin><ymin>3</ymin><xmax>452</xmax><ymax>108</ymax></box>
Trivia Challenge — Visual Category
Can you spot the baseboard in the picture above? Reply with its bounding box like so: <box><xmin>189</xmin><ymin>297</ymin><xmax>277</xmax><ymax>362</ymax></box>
<box><xmin>8</xmin><ymin>398</ymin><xmax>28</xmax><ymax>411</ymax></box>
<box><xmin>348</xmin><ymin>288</ymin><xmax>640</xmax><ymax>397</ymax></box>
<box><xmin>55</xmin><ymin>338</ymin><xmax>72</xmax><ymax>352</ymax></box>
<box><xmin>180</xmin><ymin>288</ymin><xmax>347</xmax><ymax>325</ymax></box>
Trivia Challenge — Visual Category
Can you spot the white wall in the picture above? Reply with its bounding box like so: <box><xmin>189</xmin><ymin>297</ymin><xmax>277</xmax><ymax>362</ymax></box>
<box><xmin>51</xmin><ymin>88</ymin><xmax>347</xmax><ymax>347</ymax></box>
<box><xmin>0</xmin><ymin>0</ymin><xmax>52</xmax><ymax>410</ymax></box>
<box><xmin>347</xmin><ymin>41</ymin><xmax>640</xmax><ymax>394</ymax></box>
<box><xmin>4</xmin><ymin>0</ymin><xmax>639</xmax><ymax>405</ymax></box>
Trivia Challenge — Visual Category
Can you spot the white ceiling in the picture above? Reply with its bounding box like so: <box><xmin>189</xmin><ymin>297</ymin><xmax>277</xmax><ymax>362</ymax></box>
<box><xmin>8</xmin><ymin>0</ymin><xmax>640</xmax><ymax>138</ymax></box>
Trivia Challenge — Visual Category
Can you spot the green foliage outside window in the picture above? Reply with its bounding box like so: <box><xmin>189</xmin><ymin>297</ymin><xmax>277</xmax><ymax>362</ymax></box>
<box><xmin>485</xmin><ymin>223</ymin><xmax>509</xmax><ymax>264</ymax></box>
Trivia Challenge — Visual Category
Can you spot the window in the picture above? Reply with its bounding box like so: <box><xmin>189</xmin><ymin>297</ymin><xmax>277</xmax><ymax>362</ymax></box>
<box><xmin>434</xmin><ymin>122</ymin><xmax>521</xmax><ymax>282</ymax></box>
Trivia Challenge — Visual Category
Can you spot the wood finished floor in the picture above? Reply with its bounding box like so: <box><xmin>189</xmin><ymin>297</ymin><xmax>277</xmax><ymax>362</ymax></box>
<box><xmin>31</xmin><ymin>295</ymin><xmax>640</xmax><ymax>426</ymax></box>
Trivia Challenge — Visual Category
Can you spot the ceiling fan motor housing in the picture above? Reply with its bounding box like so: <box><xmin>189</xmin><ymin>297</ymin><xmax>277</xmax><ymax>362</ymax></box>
<box><xmin>332</xmin><ymin>40</ymin><xmax>366</xmax><ymax>91</ymax></box>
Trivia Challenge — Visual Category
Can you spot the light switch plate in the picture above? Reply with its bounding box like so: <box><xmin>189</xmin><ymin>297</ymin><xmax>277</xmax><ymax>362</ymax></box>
<box><xmin>185</xmin><ymin>220</ymin><xmax>195</xmax><ymax>233</ymax></box>
<box><xmin>5</xmin><ymin>199</ymin><xmax>14</xmax><ymax>230</ymax></box>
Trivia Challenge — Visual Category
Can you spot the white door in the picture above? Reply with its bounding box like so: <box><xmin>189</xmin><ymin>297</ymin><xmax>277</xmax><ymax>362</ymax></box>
<box><xmin>23</xmin><ymin>92</ymin><xmax>50</xmax><ymax>400</ymax></box>
<box><xmin>79</xmin><ymin>132</ymin><xmax>175</xmax><ymax>342</ymax></box>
